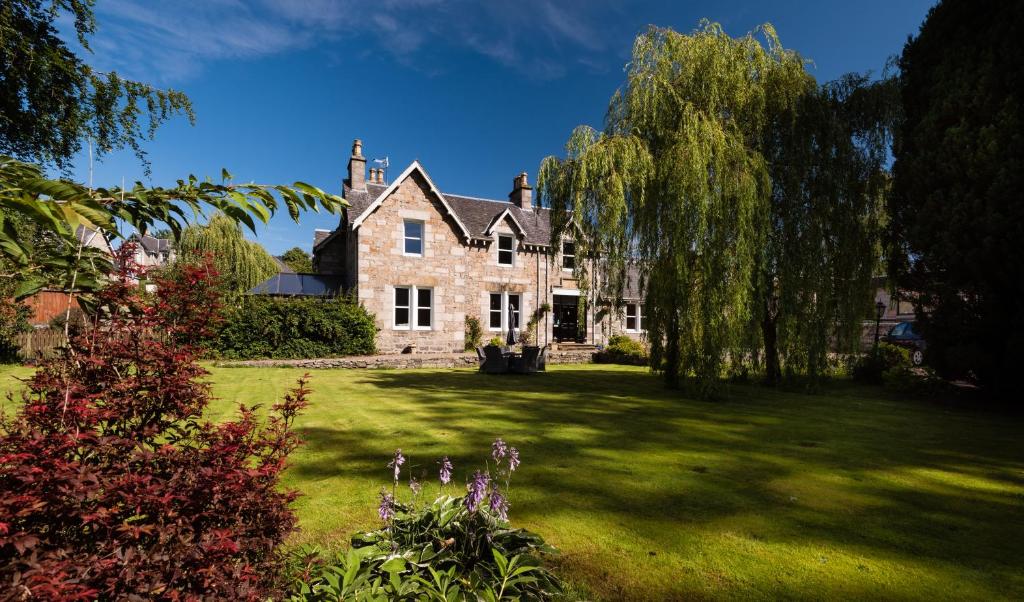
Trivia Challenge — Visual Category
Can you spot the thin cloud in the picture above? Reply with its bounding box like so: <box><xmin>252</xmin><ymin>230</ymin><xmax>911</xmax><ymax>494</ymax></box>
<box><xmin>82</xmin><ymin>0</ymin><xmax>621</xmax><ymax>82</ymax></box>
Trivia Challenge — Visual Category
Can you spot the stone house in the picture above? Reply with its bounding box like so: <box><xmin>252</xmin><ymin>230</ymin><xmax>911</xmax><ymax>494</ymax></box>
<box><xmin>312</xmin><ymin>140</ymin><xmax>646</xmax><ymax>353</ymax></box>
<box><xmin>126</xmin><ymin>234</ymin><xmax>175</xmax><ymax>268</ymax></box>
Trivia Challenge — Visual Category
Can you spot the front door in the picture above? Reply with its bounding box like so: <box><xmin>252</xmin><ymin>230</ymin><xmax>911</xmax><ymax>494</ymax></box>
<box><xmin>552</xmin><ymin>295</ymin><xmax>584</xmax><ymax>342</ymax></box>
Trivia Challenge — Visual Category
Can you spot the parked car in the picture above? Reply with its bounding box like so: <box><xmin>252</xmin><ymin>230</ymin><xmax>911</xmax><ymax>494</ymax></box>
<box><xmin>882</xmin><ymin>321</ymin><xmax>926</xmax><ymax>365</ymax></box>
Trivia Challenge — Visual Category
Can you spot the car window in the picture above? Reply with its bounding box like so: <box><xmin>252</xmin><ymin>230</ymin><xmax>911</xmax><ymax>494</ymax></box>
<box><xmin>905</xmin><ymin>323</ymin><xmax>917</xmax><ymax>337</ymax></box>
<box><xmin>890</xmin><ymin>323</ymin><xmax>907</xmax><ymax>337</ymax></box>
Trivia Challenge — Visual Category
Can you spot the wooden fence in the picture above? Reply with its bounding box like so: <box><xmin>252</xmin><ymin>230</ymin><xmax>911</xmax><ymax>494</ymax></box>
<box><xmin>14</xmin><ymin>329</ymin><xmax>67</xmax><ymax>361</ymax></box>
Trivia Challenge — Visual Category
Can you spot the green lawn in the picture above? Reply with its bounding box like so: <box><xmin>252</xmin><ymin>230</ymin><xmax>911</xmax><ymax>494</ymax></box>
<box><xmin>2</xmin><ymin>364</ymin><xmax>1022</xmax><ymax>600</ymax></box>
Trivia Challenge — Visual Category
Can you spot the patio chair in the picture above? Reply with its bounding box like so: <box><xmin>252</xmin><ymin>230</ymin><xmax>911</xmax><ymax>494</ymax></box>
<box><xmin>475</xmin><ymin>346</ymin><xmax>486</xmax><ymax>367</ymax></box>
<box><xmin>519</xmin><ymin>346</ymin><xmax>541</xmax><ymax>373</ymax></box>
<box><xmin>481</xmin><ymin>345</ymin><xmax>509</xmax><ymax>374</ymax></box>
<box><xmin>537</xmin><ymin>345</ymin><xmax>547</xmax><ymax>372</ymax></box>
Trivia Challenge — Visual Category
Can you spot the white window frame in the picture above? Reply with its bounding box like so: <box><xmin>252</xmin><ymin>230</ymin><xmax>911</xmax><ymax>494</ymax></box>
<box><xmin>497</xmin><ymin>234</ymin><xmax>515</xmax><ymax>267</ymax></box>
<box><xmin>393</xmin><ymin>285</ymin><xmax>434</xmax><ymax>330</ymax></box>
<box><xmin>562</xmin><ymin>240</ymin><xmax>575</xmax><ymax>271</ymax></box>
<box><xmin>487</xmin><ymin>291</ymin><xmax>523</xmax><ymax>332</ymax></box>
<box><xmin>625</xmin><ymin>303</ymin><xmax>645</xmax><ymax>333</ymax></box>
<box><xmin>414</xmin><ymin>287</ymin><xmax>433</xmax><ymax>330</ymax></box>
<box><xmin>488</xmin><ymin>293</ymin><xmax>503</xmax><ymax>330</ymax></box>
<box><xmin>394</xmin><ymin>286</ymin><xmax>411</xmax><ymax>329</ymax></box>
<box><xmin>403</xmin><ymin>220</ymin><xmax>424</xmax><ymax>257</ymax></box>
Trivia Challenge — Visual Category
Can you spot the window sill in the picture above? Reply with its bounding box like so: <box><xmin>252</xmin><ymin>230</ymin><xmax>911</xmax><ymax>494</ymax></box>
<box><xmin>403</xmin><ymin>253</ymin><xmax>422</xmax><ymax>258</ymax></box>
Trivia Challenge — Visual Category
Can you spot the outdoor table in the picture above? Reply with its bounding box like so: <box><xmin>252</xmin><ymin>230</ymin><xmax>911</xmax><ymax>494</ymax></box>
<box><xmin>504</xmin><ymin>351</ymin><xmax>523</xmax><ymax>372</ymax></box>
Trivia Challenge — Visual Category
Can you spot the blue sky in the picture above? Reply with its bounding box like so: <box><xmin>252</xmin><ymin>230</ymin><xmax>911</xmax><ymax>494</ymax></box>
<box><xmin>71</xmin><ymin>0</ymin><xmax>936</xmax><ymax>254</ymax></box>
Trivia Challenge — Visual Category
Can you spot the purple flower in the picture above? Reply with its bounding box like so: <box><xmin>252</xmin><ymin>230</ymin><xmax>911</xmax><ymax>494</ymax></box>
<box><xmin>465</xmin><ymin>470</ymin><xmax>489</xmax><ymax>512</ymax></box>
<box><xmin>388</xmin><ymin>449</ymin><xmax>405</xmax><ymax>482</ymax></box>
<box><xmin>378</xmin><ymin>490</ymin><xmax>395</xmax><ymax>521</ymax></box>
<box><xmin>492</xmin><ymin>438</ymin><xmax>508</xmax><ymax>464</ymax></box>
<box><xmin>508</xmin><ymin>447</ymin><xmax>520</xmax><ymax>472</ymax></box>
<box><xmin>488</xmin><ymin>483</ymin><xmax>510</xmax><ymax>521</ymax></box>
<box><xmin>439</xmin><ymin>456</ymin><xmax>453</xmax><ymax>485</ymax></box>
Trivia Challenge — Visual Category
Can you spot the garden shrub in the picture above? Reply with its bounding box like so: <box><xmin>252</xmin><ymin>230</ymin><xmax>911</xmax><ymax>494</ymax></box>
<box><xmin>595</xmin><ymin>334</ymin><xmax>649</xmax><ymax>365</ymax></box>
<box><xmin>851</xmin><ymin>342</ymin><xmax>913</xmax><ymax>385</ymax></box>
<box><xmin>0</xmin><ymin>295</ymin><xmax>30</xmax><ymax>363</ymax></box>
<box><xmin>464</xmin><ymin>315</ymin><xmax>483</xmax><ymax>351</ymax></box>
<box><xmin>217</xmin><ymin>295</ymin><xmax>376</xmax><ymax>359</ymax></box>
<box><xmin>487</xmin><ymin>335</ymin><xmax>504</xmax><ymax>347</ymax></box>
<box><xmin>0</xmin><ymin>250</ymin><xmax>309</xmax><ymax>599</ymax></box>
<box><xmin>287</xmin><ymin>442</ymin><xmax>564</xmax><ymax>601</ymax></box>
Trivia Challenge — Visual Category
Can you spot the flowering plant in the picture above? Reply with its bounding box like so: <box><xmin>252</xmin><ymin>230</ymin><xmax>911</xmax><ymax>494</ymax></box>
<box><xmin>288</xmin><ymin>440</ymin><xmax>563</xmax><ymax>600</ymax></box>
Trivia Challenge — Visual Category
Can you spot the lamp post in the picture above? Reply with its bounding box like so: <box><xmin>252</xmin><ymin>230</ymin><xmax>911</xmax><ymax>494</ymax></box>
<box><xmin>873</xmin><ymin>300</ymin><xmax>886</xmax><ymax>353</ymax></box>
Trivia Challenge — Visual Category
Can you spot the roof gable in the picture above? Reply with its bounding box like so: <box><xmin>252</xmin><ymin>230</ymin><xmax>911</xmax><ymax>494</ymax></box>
<box><xmin>350</xmin><ymin>161</ymin><xmax>472</xmax><ymax>240</ymax></box>
<box><xmin>485</xmin><ymin>207</ymin><xmax>527</xmax><ymax>237</ymax></box>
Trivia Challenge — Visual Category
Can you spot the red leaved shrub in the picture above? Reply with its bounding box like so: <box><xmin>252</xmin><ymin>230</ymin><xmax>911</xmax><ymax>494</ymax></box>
<box><xmin>0</xmin><ymin>246</ymin><xmax>310</xmax><ymax>600</ymax></box>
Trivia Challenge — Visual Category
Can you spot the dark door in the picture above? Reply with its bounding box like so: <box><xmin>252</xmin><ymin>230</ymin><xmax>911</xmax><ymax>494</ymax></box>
<box><xmin>552</xmin><ymin>295</ymin><xmax>584</xmax><ymax>342</ymax></box>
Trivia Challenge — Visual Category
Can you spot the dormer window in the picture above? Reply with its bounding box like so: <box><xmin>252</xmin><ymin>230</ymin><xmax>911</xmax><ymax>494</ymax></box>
<box><xmin>497</xmin><ymin>234</ymin><xmax>514</xmax><ymax>266</ymax></box>
<box><xmin>562</xmin><ymin>241</ymin><xmax>575</xmax><ymax>270</ymax></box>
<box><xmin>404</xmin><ymin>220</ymin><xmax>423</xmax><ymax>256</ymax></box>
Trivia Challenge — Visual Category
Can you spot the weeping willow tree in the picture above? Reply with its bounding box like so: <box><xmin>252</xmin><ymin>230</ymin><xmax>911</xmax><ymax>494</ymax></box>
<box><xmin>177</xmin><ymin>213</ymin><xmax>279</xmax><ymax>295</ymax></box>
<box><xmin>538</xmin><ymin>22</ymin><xmax>890</xmax><ymax>393</ymax></box>
<box><xmin>755</xmin><ymin>74</ymin><xmax>893</xmax><ymax>384</ymax></box>
<box><xmin>540</xmin><ymin>23</ymin><xmax>800</xmax><ymax>394</ymax></box>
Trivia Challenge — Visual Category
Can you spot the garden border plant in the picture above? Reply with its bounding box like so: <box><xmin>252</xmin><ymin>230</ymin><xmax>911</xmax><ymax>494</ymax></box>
<box><xmin>287</xmin><ymin>439</ymin><xmax>564</xmax><ymax>601</ymax></box>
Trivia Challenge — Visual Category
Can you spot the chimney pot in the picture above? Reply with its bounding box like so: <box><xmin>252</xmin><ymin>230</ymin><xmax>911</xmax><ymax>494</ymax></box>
<box><xmin>348</xmin><ymin>138</ymin><xmax>367</xmax><ymax>190</ymax></box>
<box><xmin>509</xmin><ymin>171</ymin><xmax>533</xmax><ymax>210</ymax></box>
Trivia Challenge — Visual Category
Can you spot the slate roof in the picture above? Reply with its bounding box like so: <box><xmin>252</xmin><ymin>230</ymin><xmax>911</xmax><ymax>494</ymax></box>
<box><xmin>334</xmin><ymin>180</ymin><xmax>554</xmax><ymax>248</ymax></box>
<box><xmin>248</xmin><ymin>273</ymin><xmax>344</xmax><ymax>296</ymax></box>
<box><xmin>134</xmin><ymin>234</ymin><xmax>172</xmax><ymax>254</ymax></box>
<box><xmin>272</xmin><ymin>257</ymin><xmax>296</xmax><ymax>274</ymax></box>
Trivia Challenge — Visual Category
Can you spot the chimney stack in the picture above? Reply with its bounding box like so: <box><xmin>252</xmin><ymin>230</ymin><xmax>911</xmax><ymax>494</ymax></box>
<box><xmin>509</xmin><ymin>171</ymin><xmax>533</xmax><ymax>211</ymax></box>
<box><xmin>348</xmin><ymin>139</ymin><xmax>366</xmax><ymax>191</ymax></box>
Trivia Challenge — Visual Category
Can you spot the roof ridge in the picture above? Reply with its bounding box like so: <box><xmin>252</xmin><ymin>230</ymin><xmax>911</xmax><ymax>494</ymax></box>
<box><xmin>443</xmin><ymin>191</ymin><xmax>509</xmax><ymax>204</ymax></box>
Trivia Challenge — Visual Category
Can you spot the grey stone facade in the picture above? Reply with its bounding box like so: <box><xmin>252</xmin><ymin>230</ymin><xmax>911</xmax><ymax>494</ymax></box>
<box><xmin>313</xmin><ymin>140</ymin><xmax>646</xmax><ymax>353</ymax></box>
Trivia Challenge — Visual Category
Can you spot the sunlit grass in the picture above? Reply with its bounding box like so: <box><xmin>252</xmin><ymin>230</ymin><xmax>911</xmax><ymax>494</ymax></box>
<box><xmin>2</xmin><ymin>363</ymin><xmax>1021</xmax><ymax>600</ymax></box>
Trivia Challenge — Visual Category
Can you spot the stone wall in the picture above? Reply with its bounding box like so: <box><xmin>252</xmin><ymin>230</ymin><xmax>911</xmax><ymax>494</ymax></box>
<box><xmin>313</xmin><ymin>164</ymin><xmax>660</xmax><ymax>352</ymax></box>
<box><xmin>216</xmin><ymin>350</ymin><xmax>596</xmax><ymax>370</ymax></box>
<box><xmin>352</xmin><ymin>171</ymin><xmax>595</xmax><ymax>353</ymax></box>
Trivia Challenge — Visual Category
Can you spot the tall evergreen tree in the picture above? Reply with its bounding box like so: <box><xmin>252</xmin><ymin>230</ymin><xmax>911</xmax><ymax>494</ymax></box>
<box><xmin>890</xmin><ymin>0</ymin><xmax>1024</xmax><ymax>393</ymax></box>
<box><xmin>177</xmin><ymin>213</ymin><xmax>279</xmax><ymax>296</ymax></box>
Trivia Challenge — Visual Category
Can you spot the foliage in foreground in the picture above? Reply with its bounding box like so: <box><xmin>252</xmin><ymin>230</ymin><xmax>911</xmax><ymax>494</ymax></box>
<box><xmin>216</xmin><ymin>295</ymin><xmax>377</xmax><ymax>359</ymax></box>
<box><xmin>0</xmin><ymin>249</ymin><xmax>309</xmax><ymax>600</ymax></box>
<box><xmin>0</xmin><ymin>155</ymin><xmax>346</xmax><ymax>303</ymax></box>
<box><xmin>288</xmin><ymin>443</ymin><xmax>563</xmax><ymax>601</ymax></box>
<box><xmin>890</xmin><ymin>0</ymin><xmax>1024</xmax><ymax>394</ymax></box>
<box><xmin>0</xmin><ymin>0</ymin><xmax>192</xmax><ymax>171</ymax></box>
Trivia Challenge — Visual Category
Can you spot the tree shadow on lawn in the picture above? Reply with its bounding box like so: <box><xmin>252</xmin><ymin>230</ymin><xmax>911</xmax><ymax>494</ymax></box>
<box><xmin>289</xmin><ymin>367</ymin><xmax>1024</xmax><ymax>599</ymax></box>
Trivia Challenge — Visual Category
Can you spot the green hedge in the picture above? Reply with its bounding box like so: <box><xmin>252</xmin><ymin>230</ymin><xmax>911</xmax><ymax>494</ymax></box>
<box><xmin>594</xmin><ymin>334</ymin><xmax>649</xmax><ymax>366</ymax></box>
<box><xmin>216</xmin><ymin>296</ymin><xmax>376</xmax><ymax>359</ymax></box>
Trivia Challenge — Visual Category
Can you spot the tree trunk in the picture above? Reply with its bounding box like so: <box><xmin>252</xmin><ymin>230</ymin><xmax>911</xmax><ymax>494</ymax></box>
<box><xmin>763</xmin><ymin>310</ymin><xmax>781</xmax><ymax>386</ymax></box>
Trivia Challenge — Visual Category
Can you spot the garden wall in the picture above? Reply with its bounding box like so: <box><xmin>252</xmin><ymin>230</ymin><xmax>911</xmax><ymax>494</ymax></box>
<box><xmin>216</xmin><ymin>349</ymin><xmax>595</xmax><ymax>369</ymax></box>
